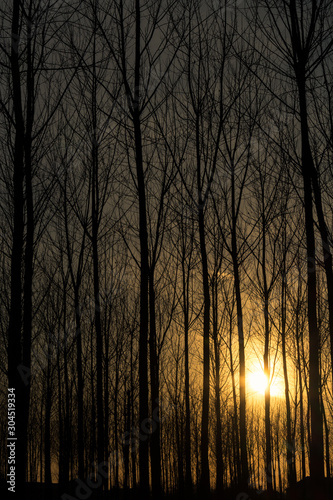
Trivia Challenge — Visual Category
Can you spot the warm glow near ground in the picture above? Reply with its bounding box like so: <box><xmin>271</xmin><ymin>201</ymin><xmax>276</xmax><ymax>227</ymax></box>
<box><xmin>248</xmin><ymin>362</ymin><xmax>284</xmax><ymax>398</ymax></box>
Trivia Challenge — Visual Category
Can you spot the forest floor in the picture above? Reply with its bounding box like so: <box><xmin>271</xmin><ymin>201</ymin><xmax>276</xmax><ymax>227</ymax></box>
<box><xmin>2</xmin><ymin>479</ymin><xmax>333</xmax><ymax>500</ymax></box>
<box><xmin>0</xmin><ymin>481</ymin><xmax>288</xmax><ymax>500</ymax></box>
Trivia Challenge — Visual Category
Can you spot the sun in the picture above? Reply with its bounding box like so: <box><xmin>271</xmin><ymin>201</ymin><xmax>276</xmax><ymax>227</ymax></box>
<box><xmin>248</xmin><ymin>371</ymin><xmax>269</xmax><ymax>396</ymax></box>
<box><xmin>248</xmin><ymin>365</ymin><xmax>284</xmax><ymax>398</ymax></box>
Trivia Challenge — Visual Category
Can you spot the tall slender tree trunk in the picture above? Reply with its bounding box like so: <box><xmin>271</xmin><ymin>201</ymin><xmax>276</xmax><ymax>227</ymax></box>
<box><xmin>90</xmin><ymin>327</ymin><xmax>96</xmax><ymax>474</ymax></box>
<box><xmin>114</xmin><ymin>363</ymin><xmax>119</xmax><ymax>488</ymax></box>
<box><xmin>229</xmin><ymin>164</ymin><xmax>248</xmax><ymax>487</ymax></box>
<box><xmin>92</xmin><ymin>117</ymin><xmax>105</xmax><ymax>483</ymax></box>
<box><xmin>91</xmin><ymin>17</ymin><xmax>105</xmax><ymax>484</ymax></box>
<box><xmin>44</xmin><ymin>352</ymin><xmax>52</xmax><ymax>486</ymax></box>
<box><xmin>229</xmin><ymin>319</ymin><xmax>241</xmax><ymax>484</ymax></box>
<box><xmin>64</xmin><ymin>290</ymin><xmax>71</xmax><ymax>485</ymax></box>
<box><xmin>214</xmin><ymin>335</ymin><xmax>224</xmax><ymax>493</ymax></box>
<box><xmin>174</xmin><ymin>345</ymin><xmax>184</xmax><ymax>492</ymax></box>
<box><xmin>182</xmin><ymin>258</ymin><xmax>192</xmax><ymax>493</ymax></box>
<box><xmin>74</xmin><ymin>291</ymin><xmax>85</xmax><ymax>480</ymax></box>
<box><xmin>295</xmin><ymin>267</ymin><xmax>306</xmax><ymax>481</ymax></box>
<box><xmin>123</xmin><ymin>388</ymin><xmax>130</xmax><ymax>489</ymax></box>
<box><xmin>57</xmin><ymin>347</ymin><xmax>64</xmax><ymax>485</ymax></box>
<box><xmin>263</xmin><ymin>274</ymin><xmax>272</xmax><ymax>491</ymax></box>
<box><xmin>231</xmin><ymin>234</ymin><xmax>248</xmax><ymax>485</ymax></box>
<box><xmin>40</xmin><ymin>402</ymin><xmax>44</xmax><ymax>482</ymax></box>
<box><xmin>8</xmin><ymin>1</ymin><xmax>26</xmax><ymax>494</ymax></box>
<box><xmin>212</xmin><ymin>278</ymin><xmax>223</xmax><ymax>493</ymax></box>
<box><xmin>134</xmin><ymin>112</ymin><xmax>150</xmax><ymax>496</ymax></box>
<box><xmin>130</xmin><ymin>333</ymin><xmax>137</xmax><ymax>490</ymax></box>
<box><xmin>64</xmin><ymin>186</ymin><xmax>85</xmax><ymax>481</ymax></box>
<box><xmin>320</xmin><ymin>387</ymin><xmax>330</xmax><ymax>478</ymax></box>
<box><xmin>281</xmin><ymin>270</ymin><xmax>296</xmax><ymax>487</ymax></box>
<box><xmin>233</xmin><ymin>257</ymin><xmax>248</xmax><ymax>487</ymax></box>
<box><xmin>198</xmin><ymin>201</ymin><xmax>210</xmax><ymax>493</ymax></box>
<box><xmin>104</xmin><ymin>337</ymin><xmax>110</xmax><ymax>489</ymax></box>
<box><xmin>259</xmin><ymin>201</ymin><xmax>273</xmax><ymax>493</ymax></box>
<box><xmin>133</xmin><ymin>2</ymin><xmax>150</xmax><ymax>491</ymax></box>
<box><xmin>297</xmin><ymin>73</ymin><xmax>324</xmax><ymax>481</ymax></box>
<box><xmin>149</xmin><ymin>270</ymin><xmax>162</xmax><ymax>497</ymax></box>
<box><xmin>22</xmin><ymin>9</ymin><xmax>34</xmax><ymax>491</ymax></box>
<box><xmin>310</xmin><ymin>164</ymin><xmax>333</xmax><ymax>395</ymax></box>
<box><xmin>288</xmin><ymin>1</ymin><xmax>325</xmax><ymax>480</ymax></box>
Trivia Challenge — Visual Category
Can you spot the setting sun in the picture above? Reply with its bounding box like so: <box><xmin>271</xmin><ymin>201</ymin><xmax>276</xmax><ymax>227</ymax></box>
<box><xmin>248</xmin><ymin>371</ymin><xmax>269</xmax><ymax>396</ymax></box>
<box><xmin>248</xmin><ymin>365</ymin><xmax>284</xmax><ymax>398</ymax></box>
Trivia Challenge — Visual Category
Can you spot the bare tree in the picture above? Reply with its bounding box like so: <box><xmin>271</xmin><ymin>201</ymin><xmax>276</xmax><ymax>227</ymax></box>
<box><xmin>253</xmin><ymin>0</ymin><xmax>333</xmax><ymax>483</ymax></box>
<box><xmin>2</xmin><ymin>0</ymin><xmax>76</xmax><ymax>492</ymax></box>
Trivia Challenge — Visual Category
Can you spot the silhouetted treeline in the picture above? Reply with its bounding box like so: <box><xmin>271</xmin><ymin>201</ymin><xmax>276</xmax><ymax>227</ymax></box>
<box><xmin>1</xmin><ymin>1</ymin><xmax>333</xmax><ymax>499</ymax></box>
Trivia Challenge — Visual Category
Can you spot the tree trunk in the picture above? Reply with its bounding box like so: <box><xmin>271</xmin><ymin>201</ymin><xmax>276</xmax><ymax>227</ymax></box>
<box><xmin>295</xmin><ymin>270</ymin><xmax>306</xmax><ymax>481</ymax></box>
<box><xmin>92</xmin><ymin>133</ymin><xmax>105</xmax><ymax>479</ymax></box>
<box><xmin>74</xmin><ymin>291</ymin><xmax>85</xmax><ymax>480</ymax></box>
<box><xmin>149</xmin><ymin>270</ymin><xmax>162</xmax><ymax>497</ymax></box>
<box><xmin>114</xmin><ymin>363</ymin><xmax>119</xmax><ymax>488</ymax></box>
<box><xmin>91</xmin><ymin>22</ymin><xmax>105</xmax><ymax>483</ymax></box>
<box><xmin>22</xmin><ymin>9</ymin><xmax>34</xmax><ymax>491</ymax></box>
<box><xmin>297</xmin><ymin>73</ymin><xmax>324</xmax><ymax>481</ymax></box>
<box><xmin>64</xmin><ymin>290</ymin><xmax>71</xmax><ymax>485</ymax></box>
<box><xmin>134</xmin><ymin>117</ymin><xmax>150</xmax><ymax>495</ymax></box>
<box><xmin>263</xmin><ymin>294</ymin><xmax>272</xmax><ymax>492</ymax></box>
<box><xmin>90</xmin><ymin>327</ymin><xmax>96</xmax><ymax>475</ymax></box>
<box><xmin>130</xmin><ymin>333</ymin><xmax>137</xmax><ymax>490</ymax></box>
<box><xmin>198</xmin><ymin>202</ymin><xmax>210</xmax><ymax>493</ymax></box>
<box><xmin>123</xmin><ymin>389</ymin><xmax>130</xmax><ymax>489</ymax></box>
<box><xmin>44</xmin><ymin>354</ymin><xmax>52</xmax><ymax>486</ymax></box>
<box><xmin>229</xmin><ymin>312</ymin><xmax>241</xmax><ymax>484</ymax></box>
<box><xmin>321</xmin><ymin>388</ymin><xmax>330</xmax><ymax>478</ymax></box>
<box><xmin>213</xmin><ymin>319</ymin><xmax>223</xmax><ymax>492</ymax></box>
<box><xmin>174</xmin><ymin>347</ymin><xmax>184</xmax><ymax>492</ymax></box>
<box><xmin>232</xmin><ymin>249</ymin><xmax>248</xmax><ymax>487</ymax></box>
<box><xmin>8</xmin><ymin>1</ymin><xmax>27</xmax><ymax>494</ymax></box>
<box><xmin>104</xmin><ymin>339</ymin><xmax>110</xmax><ymax>489</ymax></box>
<box><xmin>310</xmin><ymin>165</ymin><xmax>333</xmax><ymax>395</ymax></box>
<box><xmin>260</xmin><ymin>195</ymin><xmax>273</xmax><ymax>493</ymax></box>
<box><xmin>231</xmin><ymin>166</ymin><xmax>248</xmax><ymax>487</ymax></box>
<box><xmin>133</xmin><ymin>3</ymin><xmax>150</xmax><ymax>487</ymax></box>
<box><xmin>281</xmin><ymin>264</ymin><xmax>296</xmax><ymax>487</ymax></box>
<box><xmin>57</xmin><ymin>347</ymin><xmax>64</xmax><ymax>485</ymax></box>
<box><xmin>182</xmin><ymin>258</ymin><xmax>192</xmax><ymax>493</ymax></box>
<box><xmin>288</xmin><ymin>0</ymin><xmax>325</xmax><ymax>480</ymax></box>
<box><xmin>64</xmin><ymin>177</ymin><xmax>85</xmax><ymax>481</ymax></box>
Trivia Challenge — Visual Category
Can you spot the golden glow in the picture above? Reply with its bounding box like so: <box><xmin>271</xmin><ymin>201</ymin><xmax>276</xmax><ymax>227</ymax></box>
<box><xmin>248</xmin><ymin>363</ymin><xmax>284</xmax><ymax>398</ymax></box>
<box><xmin>248</xmin><ymin>370</ymin><xmax>269</xmax><ymax>396</ymax></box>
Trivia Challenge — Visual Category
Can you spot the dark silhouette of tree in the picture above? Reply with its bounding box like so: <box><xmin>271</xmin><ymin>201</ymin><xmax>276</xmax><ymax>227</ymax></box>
<box><xmin>254</xmin><ymin>0</ymin><xmax>333</xmax><ymax>484</ymax></box>
<box><xmin>63</xmin><ymin>169</ymin><xmax>87</xmax><ymax>483</ymax></box>
<box><xmin>180</xmin><ymin>4</ymin><xmax>231</xmax><ymax>490</ymax></box>
<box><xmin>276</xmin><ymin>173</ymin><xmax>299</xmax><ymax>488</ymax></box>
<box><xmin>97</xmin><ymin>0</ymin><xmax>184</xmax><ymax>495</ymax></box>
<box><xmin>7</xmin><ymin>1</ymin><xmax>26</xmax><ymax>494</ymax></box>
<box><xmin>4</xmin><ymin>0</ymin><xmax>72</xmax><ymax>492</ymax></box>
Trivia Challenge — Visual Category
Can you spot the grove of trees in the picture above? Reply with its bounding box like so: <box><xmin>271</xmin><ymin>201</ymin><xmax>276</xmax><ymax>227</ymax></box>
<box><xmin>1</xmin><ymin>0</ymin><xmax>333</xmax><ymax>498</ymax></box>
